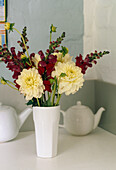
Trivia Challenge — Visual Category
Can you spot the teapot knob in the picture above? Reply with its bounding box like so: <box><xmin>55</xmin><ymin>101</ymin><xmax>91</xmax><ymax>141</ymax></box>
<box><xmin>77</xmin><ymin>101</ymin><xmax>81</xmax><ymax>105</ymax></box>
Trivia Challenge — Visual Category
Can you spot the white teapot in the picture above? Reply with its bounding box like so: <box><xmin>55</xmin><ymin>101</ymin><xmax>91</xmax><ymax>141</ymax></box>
<box><xmin>60</xmin><ymin>101</ymin><xmax>105</xmax><ymax>135</ymax></box>
<box><xmin>0</xmin><ymin>102</ymin><xmax>32</xmax><ymax>142</ymax></box>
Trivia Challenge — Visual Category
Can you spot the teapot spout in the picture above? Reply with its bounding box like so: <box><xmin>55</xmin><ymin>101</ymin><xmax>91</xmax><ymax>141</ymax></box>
<box><xmin>93</xmin><ymin>107</ymin><xmax>105</xmax><ymax>130</ymax></box>
<box><xmin>18</xmin><ymin>108</ymin><xmax>32</xmax><ymax>129</ymax></box>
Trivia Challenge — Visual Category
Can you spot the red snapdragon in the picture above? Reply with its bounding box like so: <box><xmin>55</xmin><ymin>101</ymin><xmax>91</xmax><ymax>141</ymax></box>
<box><xmin>75</xmin><ymin>51</ymin><xmax>109</xmax><ymax>74</ymax></box>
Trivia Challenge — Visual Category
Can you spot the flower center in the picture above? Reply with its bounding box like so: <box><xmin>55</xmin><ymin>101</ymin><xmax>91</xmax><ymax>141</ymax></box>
<box><xmin>26</xmin><ymin>77</ymin><xmax>34</xmax><ymax>86</ymax></box>
<box><xmin>66</xmin><ymin>68</ymin><xmax>75</xmax><ymax>77</ymax></box>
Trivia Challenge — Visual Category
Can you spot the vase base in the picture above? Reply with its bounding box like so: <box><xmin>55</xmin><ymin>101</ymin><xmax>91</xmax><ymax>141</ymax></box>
<box><xmin>36</xmin><ymin>153</ymin><xmax>57</xmax><ymax>159</ymax></box>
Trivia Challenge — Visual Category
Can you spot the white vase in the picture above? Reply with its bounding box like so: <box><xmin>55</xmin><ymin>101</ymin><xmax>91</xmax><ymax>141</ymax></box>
<box><xmin>33</xmin><ymin>106</ymin><xmax>60</xmax><ymax>158</ymax></box>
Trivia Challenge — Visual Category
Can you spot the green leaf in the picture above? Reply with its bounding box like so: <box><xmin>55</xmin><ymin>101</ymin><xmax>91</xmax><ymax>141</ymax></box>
<box><xmin>49</xmin><ymin>79</ymin><xmax>54</xmax><ymax>84</ymax></box>
<box><xmin>26</xmin><ymin>97</ymin><xmax>38</xmax><ymax>106</ymax></box>
<box><xmin>60</xmin><ymin>73</ymin><xmax>67</xmax><ymax>77</ymax></box>
<box><xmin>1</xmin><ymin>77</ymin><xmax>7</xmax><ymax>83</ymax></box>
<box><xmin>26</xmin><ymin>100</ymin><xmax>33</xmax><ymax>106</ymax></box>
<box><xmin>9</xmin><ymin>23</ymin><xmax>15</xmax><ymax>33</ymax></box>
<box><xmin>10</xmin><ymin>23</ymin><xmax>15</xmax><ymax>28</ymax></box>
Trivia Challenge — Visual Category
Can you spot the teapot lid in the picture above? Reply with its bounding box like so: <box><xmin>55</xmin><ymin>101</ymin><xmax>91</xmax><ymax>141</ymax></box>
<box><xmin>71</xmin><ymin>101</ymin><xmax>89</xmax><ymax>110</ymax></box>
<box><xmin>0</xmin><ymin>102</ymin><xmax>13</xmax><ymax>111</ymax></box>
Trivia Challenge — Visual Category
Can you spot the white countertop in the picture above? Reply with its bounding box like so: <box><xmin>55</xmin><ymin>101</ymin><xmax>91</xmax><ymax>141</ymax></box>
<box><xmin>0</xmin><ymin>127</ymin><xmax>116</xmax><ymax>170</ymax></box>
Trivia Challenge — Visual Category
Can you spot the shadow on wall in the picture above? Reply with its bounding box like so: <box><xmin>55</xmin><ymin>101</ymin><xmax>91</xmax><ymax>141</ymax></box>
<box><xmin>95</xmin><ymin>80</ymin><xmax>116</xmax><ymax>135</ymax></box>
<box><xmin>0</xmin><ymin>80</ymin><xmax>95</xmax><ymax>131</ymax></box>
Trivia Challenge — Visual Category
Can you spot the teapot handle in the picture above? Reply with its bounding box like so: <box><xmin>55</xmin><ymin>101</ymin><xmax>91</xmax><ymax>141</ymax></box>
<box><xmin>59</xmin><ymin>110</ymin><xmax>65</xmax><ymax>128</ymax></box>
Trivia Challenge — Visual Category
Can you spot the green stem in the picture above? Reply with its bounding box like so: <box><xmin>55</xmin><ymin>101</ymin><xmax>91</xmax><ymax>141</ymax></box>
<box><xmin>51</xmin><ymin>81</ymin><xmax>56</xmax><ymax>105</ymax></box>
<box><xmin>48</xmin><ymin>92</ymin><xmax>52</xmax><ymax>100</ymax></box>
<box><xmin>47</xmin><ymin>91</ymin><xmax>50</xmax><ymax>99</ymax></box>
<box><xmin>13</xmin><ymin>28</ymin><xmax>32</xmax><ymax>65</ymax></box>
<box><xmin>0</xmin><ymin>78</ymin><xmax>18</xmax><ymax>91</ymax></box>
<box><xmin>26</xmin><ymin>61</ymin><xmax>32</xmax><ymax>67</ymax></box>
<box><xmin>37</xmin><ymin>98</ymin><xmax>40</xmax><ymax>107</ymax></box>
<box><xmin>7</xmin><ymin>80</ymin><xmax>15</xmax><ymax>86</ymax></box>
<box><xmin>6</xmin><ymin>83</ymin><xmax>18</xmax><ymax>91</ymax></box>
<box><xmin>43</xmin><ymin>94</ymin><xmax>46</xmax><ymax>102</ymax></box>
<box><xmin>55</xmin><ymin>94</ymin><xmax>61</xmax><ymax>106</ymax></box>
<box><xmin>55</xmin><ymin>77</ymin><xmax>61</xmax><ymax>106</ymax></box>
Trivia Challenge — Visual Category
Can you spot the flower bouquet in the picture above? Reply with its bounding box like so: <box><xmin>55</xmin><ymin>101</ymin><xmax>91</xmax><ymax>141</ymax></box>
<box><xmin>0</xmin><ymin>22</ymin><xmax>109</xmax><ymax>158</ymax></box>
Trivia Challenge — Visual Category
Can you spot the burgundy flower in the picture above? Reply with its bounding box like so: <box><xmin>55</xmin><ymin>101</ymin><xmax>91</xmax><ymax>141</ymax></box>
<box><xmin>12</xmin><ymin>65</ymin><xmax>21</xmax><ymax>72</ymax></box>
<box><xmin>14</xmin><ymin>80</ymin><xmax>20</xmax><ymax>89</ymax></box>
<box><xmin>10</xmin><ymin>47</ymin><xmax>15</xmax><ymax>53</ymax></box>
<box><xmin>17</xmin><ymin>41</ymin><xmax>21</xmax><ymax>44</ymax></box>
<box><xmin>30</xmin><ymin>53</ymin><xmax>35</xmax><ymax>59</ymax></box>
<box><xmin>93</xmin><ymin>60</ymin><xmax>97</xmax><ymax>64</ymax></box>
<box><xmin>52</xmin><ymin>46</ymin><xmax>56</xmax><ymax>50</ymax></box>
<box><xmin>6</xmin><ymin>61</ymin><xmax>15</xmax><ymax>71</ymax></box>
<box><xmin>75</xmin><ymin>50</ymin><xmax>108</xmax><ymax>74</ymax></box>
<box><xmin>43</xmin><ymin>80</ymin><xmax>52</xmax><ymax>92</ymax></box>
<box><xmin>3</xmin><ymin>44</ymin><xmax>7</xmax><ymax>48</ymax></box>
<box><xmin>12</xmin><ymin>71</ymin><xmax>20</xmax><ymax>79</ymax></box>
<box><xmin>75</xmin><ymin>54</ymin><xmax>83</xmax><ymax>65</ymax></box>
<box><xmin>39</xmin><ymin>61</ymin><xmax>47</xmax><ymax>67</ymax></box>
<box><xmin>46</xmin><ymin>63</ymin><xmax>55</xmax><ymax>76</ymax></box>
<box><xmin>75</xmin><ymin>54</ymin><xmax>90</xmax><ymax>74</ymax></box>
<box><xmin>54</xmin><ymin>50</ymin><xmax>59</xmax><ymax>53</ymax></box>
<box><xmin>46</xmin><ymin>49</ymin><xmax>50</xmax><ymax>54</ymax></box>
<box><xmin>17</xmin><ymin>51</ymin><xmax>22</xmax><ymax>60</ymax></box>
<box><xmin>38</xmin><ymin>66</ymin><xmax>45</xmax><ymax>75</ymax></box>
<box><xmin>38</xmin><ymin>50</ymin><xmax>45</xmax><ymax>60</ymax></box>
<box><xmin>48</xmin><ymin>55</ymin><xmax>57</xmax><ymax>64</ymax></box>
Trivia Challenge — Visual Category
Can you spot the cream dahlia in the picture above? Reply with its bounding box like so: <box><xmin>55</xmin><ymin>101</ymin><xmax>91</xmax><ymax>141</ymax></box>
<box><xmin>16</xmin><ymin>68</ymin><xmax>45</xmax><ymax>100</ymax></box>
<box><xmin>32</xmin><ymin>54</ymin><xmax>41</xmax><ymax>68</ymax></box>
<box><xmin>52</xmin><ymin>62</ymin><xmax>84</xmax><ymax>95</ymax></box>
<box><xmin>53</xmin><ymin>52</ymin><xmax>73</xmax><ymax>64</ymax></box>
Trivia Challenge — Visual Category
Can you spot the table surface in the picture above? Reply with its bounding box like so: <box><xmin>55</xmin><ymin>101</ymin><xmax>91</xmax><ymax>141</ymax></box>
<box><xmin>0</xmin><ymin>127</ymin><xmax>116</xmax><ymax>170</ymax></box>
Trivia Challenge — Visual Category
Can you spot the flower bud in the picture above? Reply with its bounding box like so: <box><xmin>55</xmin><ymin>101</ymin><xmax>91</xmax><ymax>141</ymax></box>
<box><xmin>50</xmin><ymin>24</ymin><xmax>57</xmax><ymax>33</ymax></box>
<box><xmin>5</xmin><ymin>22</ymin><xmax>15</xmax><ymax>32</ymax></box>
<box><xmin>46</xmin><ymin>49</ymin><xmax>50</xmax><ymax>53</ymax></box>
<box><xmin>21</xmin><ymin>54</ymin><xmax>27</xmax><ymax>59</ymax></box>
<box><xmin>4</xmin><ymin>22</ymin><xmax>10</xmax><ymax>30</ymax></box>
<box><xmin>66</xmin><ymin>47</ymin><xmax>69</xmax><ymax>53</ymax></box>
<box><xmin>1</xmin><ymin>79</ymin><xmax>6</xmax><ymax>85</ymax></box>
<box><xmin>51</xmin><ymin>25</ymin><xmax>56</xmax><ymax>32</ymax></box>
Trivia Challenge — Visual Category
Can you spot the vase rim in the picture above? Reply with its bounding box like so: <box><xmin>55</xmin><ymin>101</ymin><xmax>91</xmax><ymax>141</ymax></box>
<box><xmin>33</xmin><ymin>105</ymin><xmax>60</xmax><ymax>109</ymax></box>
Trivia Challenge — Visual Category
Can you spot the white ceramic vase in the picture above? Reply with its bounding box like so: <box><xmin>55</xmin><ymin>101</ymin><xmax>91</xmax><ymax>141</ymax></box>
<box><xmin>33</xmin><ymin>106</ymin><xmax>60</xmax><ymax>158</ymax></box>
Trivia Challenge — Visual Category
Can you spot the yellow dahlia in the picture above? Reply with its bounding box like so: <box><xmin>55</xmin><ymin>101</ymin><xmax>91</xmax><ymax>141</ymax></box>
<box><xmin>16</xmin><ymin>68</ymin><xmax>45</xmax><ymax>100</ymax></box>
<box><xmin>32</xmin><ymin>54</ymin><xmax>41</xmax><ymax>68</ymax></box>
<box><xmin>52</xmin><ymin>62</ymin><xmax>84</xmax><ymax>95</ymax></box>
<box><xmin>53</xmin><ymin>52</ymin><xmax>73</xmax><ymax>64</ymax></box>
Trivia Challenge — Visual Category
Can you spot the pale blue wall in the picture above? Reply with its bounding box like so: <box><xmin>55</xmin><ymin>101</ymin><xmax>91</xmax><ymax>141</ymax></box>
<box><xmin>0</xmin><ymin>0</ymin><xmax>84</xmax><ymax>82</ymax></box>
